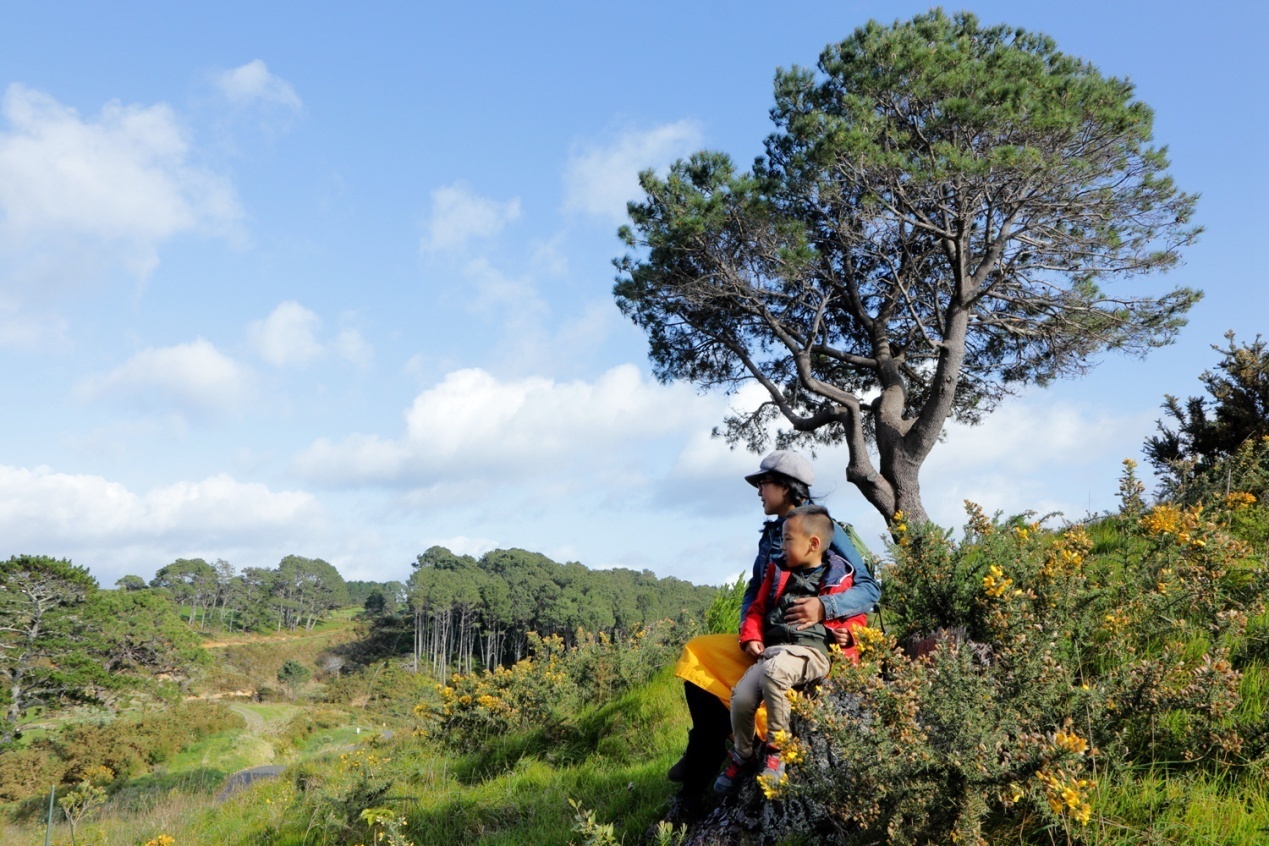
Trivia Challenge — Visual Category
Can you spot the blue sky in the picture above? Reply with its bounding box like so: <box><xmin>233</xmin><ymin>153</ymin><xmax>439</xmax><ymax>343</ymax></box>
<box><xmin>1</xmin><ymin>1</ymin><xmax>1265</xmax><ymax>590</ymax></box>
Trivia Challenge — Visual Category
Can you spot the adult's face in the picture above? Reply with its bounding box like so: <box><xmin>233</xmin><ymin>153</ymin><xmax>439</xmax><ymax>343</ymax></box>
<box><xmin>757</xmin><ymin>477</ymin><xmax>794</xmax><ymax>517</ymax></box>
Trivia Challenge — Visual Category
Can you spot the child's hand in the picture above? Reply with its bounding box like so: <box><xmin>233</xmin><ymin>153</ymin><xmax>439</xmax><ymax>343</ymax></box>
<box><xmin>742</xmin><ymin>640</ymin><xmax>765</xmax><ymax>658</ymax></box>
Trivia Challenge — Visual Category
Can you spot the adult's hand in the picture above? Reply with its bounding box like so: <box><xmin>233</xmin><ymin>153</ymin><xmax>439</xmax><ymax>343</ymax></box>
<box><xmin>785</xmin><ymin>597</ymin><xmax>826</xmax><ymax>630</ymax></box>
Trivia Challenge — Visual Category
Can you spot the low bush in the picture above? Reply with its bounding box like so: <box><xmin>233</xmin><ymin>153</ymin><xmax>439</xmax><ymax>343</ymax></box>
<box><xmin>767</xmin><ymin>463</ymin><xmax>1269</xmax><ymax>844</ymax></box>
<box><xmin>0</xmin><ymin>701</ymin><xmax>242</xmax><ymax>803</ymax></box>
<box><xmin>414</xmin><ymin>624</ymin><xmax>683</xmax><ymax>750</ymax></box>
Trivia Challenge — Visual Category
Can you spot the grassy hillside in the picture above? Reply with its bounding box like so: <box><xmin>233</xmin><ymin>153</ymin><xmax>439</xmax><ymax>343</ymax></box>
<box><xmin>3</xmin><ymin>447</ymin><xmax>1268</xmax><ymax>844</ymax></box>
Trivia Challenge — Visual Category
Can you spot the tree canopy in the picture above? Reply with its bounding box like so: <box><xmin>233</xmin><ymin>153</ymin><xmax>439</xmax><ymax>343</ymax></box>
<box><xmin>615</xmin><ymin>10</ymin><xmax>1200</xmax><ymax>526</ymax></box>
<box><xmin>1</xmin><ymin>555</ymin><xmax>198</xmax><ymax>744</ymax></box>
<box><xmin>1145</xmin><ymin>332</ymin><xmax>1269</xmax><ymax>495</ymax></box>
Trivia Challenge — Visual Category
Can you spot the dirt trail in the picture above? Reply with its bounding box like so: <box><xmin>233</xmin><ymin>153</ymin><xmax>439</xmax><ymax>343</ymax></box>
<box><xmin>228</xmin><ymin>705</ymin><xmax>267</xmax><ymax>734</ymax></box>
<box><xmin>201</xmin><ymin>629</ymin><xmax>342</xmax><ymax>649</ymax></box>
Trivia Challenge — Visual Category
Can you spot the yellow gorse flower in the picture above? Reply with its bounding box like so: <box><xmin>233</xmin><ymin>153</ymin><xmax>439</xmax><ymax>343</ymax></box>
<box><xmin>983</xmin><ymin>564</ymin><xmax>1014</xmax><ymax>598</ymax></box>
<box><xmin>1054</xmin><ymin>729</ymin><xmax>1089</xmax><ymax>755</ymax></box>
<box><xmin>1225</xmin><ymin>491</ymin><xmax>1257</xmax><ymax>511</ymax></box>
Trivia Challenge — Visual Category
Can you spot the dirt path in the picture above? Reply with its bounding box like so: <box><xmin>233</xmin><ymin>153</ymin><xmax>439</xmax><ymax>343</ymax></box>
<box><xmin>228</xmin><ymin>704</ymin><xmax>267</xmax><ymax>734</ymax></box>
<box><xmin>201</xmin><ymin>629</ymin><xmax>343</xmax><ymax>649</ymax></box>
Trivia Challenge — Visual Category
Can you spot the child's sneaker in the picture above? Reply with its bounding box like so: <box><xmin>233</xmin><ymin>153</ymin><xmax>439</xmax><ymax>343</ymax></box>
<box><xmin>759</xmin><ymin>745</ymin><xmax>786</xmax><ymax>783</ymax></box>
<box><xmin>712</xmin><ymin>748</ymin><xmax>755</xmax><ymax>794</ymax></box>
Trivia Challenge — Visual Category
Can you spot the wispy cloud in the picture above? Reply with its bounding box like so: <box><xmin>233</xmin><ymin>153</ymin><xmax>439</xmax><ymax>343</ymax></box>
<box><xmin>563</xmin><ymin>120</ymin><xmax>703</xmax><ymax>223</ymax></box>
<box><xmin>76</xmin><ymin>339</ymin><xmax>256</xmax><ymax>414</ymax></box>
<box><xmin>213</xmin><ymin>59</ymin><xmax>302</xmax><ymax>111</ymax></box>
<box><xmin>420</xmin><ymin>182</ymin><xmax>521</xmax><ymax>255</ymax></box>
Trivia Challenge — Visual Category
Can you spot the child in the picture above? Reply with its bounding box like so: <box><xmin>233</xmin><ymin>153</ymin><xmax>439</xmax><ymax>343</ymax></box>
<box><xmin>714</xmin><ymin>504</ymin><xmax>867</xmax><ymax>793</ymax></box>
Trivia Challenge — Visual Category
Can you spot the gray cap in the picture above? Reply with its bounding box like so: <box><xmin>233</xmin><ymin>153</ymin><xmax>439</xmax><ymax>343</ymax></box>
<box><xmin>744</xmin><ymin>450</ymin><xmax>814</xmax><ymax>488</ymax></box>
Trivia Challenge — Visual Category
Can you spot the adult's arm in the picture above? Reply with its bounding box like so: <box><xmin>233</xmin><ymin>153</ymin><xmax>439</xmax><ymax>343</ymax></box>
<box><xmin>819</xmin><ymin>523</ymin><xmax>881</xmax><ymax>620</ymax></box>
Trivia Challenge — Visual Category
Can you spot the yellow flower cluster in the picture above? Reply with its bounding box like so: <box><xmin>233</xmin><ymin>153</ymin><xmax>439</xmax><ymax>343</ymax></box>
<box><xmin>1012</xmin><ymin>522</ymin><xmax>1039</xmax><ymax>542</ymax></box>
<box><xmin>892</xmin><ymin>510</ymin><xmax>910</xmax><ymax>546</ymax></box>
<box><xmin>1053</xmin><ymin>728</ymin><xmax>1089</xmax><ymax>755</ymax></box>
<box><xmin>1225</xmin><ymin>491</ymin><xmax>1257</xmax><ymax>511</ymax></box>
<box><xmin>144</xmin><ymin>836</ymin><xmax>176</xmax><ymax>846</ymax></box>
<box><xmin>851</xmin><ymin>624</ymin><xmax>894</xmax><ymax>661</ymax></box>
<box><xmin>1040</xmin><ymin>525</ymin><xmax>1092</xmax><ymax>579</ymax></box>
<box><xmin>982</xmin><ymin>564</ymin><xmax>1015</xmax><ymax>598</ymax></box>
<box><xmin>1141</xmin><ymin>503</ymin><xmax>1207</xmax><ymax>548</ymax></box>
<box><xmin>1034</xmin><ymin>768</ymin><xmax>1096</xmax><ymax>825</ymax></box>
<box><xmin>756</xmin><ymin>770</ymin><xmax>790</xmax><ymax>800</ymax></box>
<box><xmin>1101</xmin><ymin>610</ymin><xmax>1131</xmax><ymax>635</ymax></box>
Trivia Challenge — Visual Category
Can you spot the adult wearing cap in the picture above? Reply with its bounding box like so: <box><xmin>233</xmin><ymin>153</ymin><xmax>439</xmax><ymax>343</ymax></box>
<box><xmin>666</xmin><ymin>450</ymin><xmax>880</xmax><ymax>815</ymax></box>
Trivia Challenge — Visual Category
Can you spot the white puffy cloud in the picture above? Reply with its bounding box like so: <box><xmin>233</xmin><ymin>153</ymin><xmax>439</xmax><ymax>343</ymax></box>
<box><xmin>213</xmin><ymin>59</ymin><xmax>302</xmax><ymax>111</ymax></box>
<box><xmin>76</xmin><ymin>338</ymin><xmax>255</xmax><ymax>413</ymax></box>
<box><xmin>919</xmin><ymin>398</ymin><xmax>1155</xmax><ymax>526</ymax></box>
<box><xmin>248</xmin><ymin>300</ymin><xmax>324</xmax><ymax>367</ymax></box>
<box><xmin>419</xmin><ymin>182</ymin><xmax>521</xmax><ymax>255</ymax></box>
<box><xmin>293</xmin><ymin>363</ymin><xmax>715</xmax><ymax>487</ymax></box>
<box><xmin>562</xmin><ymin>120</ymin><xmax>703</xmax><ymax>223</ymax></box>
<box><xmin>0</xmin><ymin>465</ymin><xmax>321</xmax><ymax>551</ymax></box>
<box><xmin>0</xmin><ymin>84</ymin><xmax>240</xmax><ymax>283</ymax></box>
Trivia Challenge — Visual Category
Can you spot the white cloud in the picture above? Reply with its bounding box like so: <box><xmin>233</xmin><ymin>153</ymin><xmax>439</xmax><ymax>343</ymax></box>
<box><xmin>459</xmin><ymin>256</ymin><xmax>545</xmax><ymax>317</ymax></box>
<box><xmin>0</xmin><ymin>84</ymin><xmax>240</xmax><ymax>284</ymax></box>
<box><xmin>336</xmin><ymin>327</ymin><xmax>373</xmax><ymax>367</ymax></box>
<box><xmin>248</xmin><ymin>300</ymin><xmax>324</xmax><ymax>367</ymax></box>
<box><xmin>919</xmin><ymin>399</ymin><xmax>1155</xmax><ymax>526</ymax></box>
<box><xmin>563</xmin><ymin>120</ymin><xmax>703</xmax><ymax>223</ymax></box>
<box><xmin>213</xmin><ymin>60</ymin><xmax>302</xmax><ymax>111</ymax></box>
<box><xmin>419</xmin><ymin>182</ymin><xmax>521</xmax><ymax>255</ymax></box>
<box><xmin>76</xmin><ymin>338</ymin><xmax>255</xmax><ymax>413</ymax></box>
<box><xmin>428</xmin><ymin>535</ymin><xmax>500</xmax><ymax>558</ymax></box>
<box><xmin>293</xmin><ymin>363</ymin><xmax>715</xmax><ymax>487</ymax></box>
<box><xmin>0</xmin><ymin>465</ymin><xmax>321</xmax><ymax>551</ymax></box>
<box><xmin>0</xmin><ymin>305</ymin><xmax>68</xmax><ymax>350</ymax></box>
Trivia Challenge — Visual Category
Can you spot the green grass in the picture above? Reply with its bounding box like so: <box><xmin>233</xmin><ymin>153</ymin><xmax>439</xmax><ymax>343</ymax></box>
<box><xmin>19</xmin><ymin>666</ymin><xmax>691</xmax><ymax>846</ymax></box>
<box><xmin>164</xmin><ymin>728</ymin><xmax>277</xmax><ymax>775</ymax></box>
<box><xmin>1092</xmin><ymin>767</ymin><xmax>1269</xmax><ymax>846</ymax></box>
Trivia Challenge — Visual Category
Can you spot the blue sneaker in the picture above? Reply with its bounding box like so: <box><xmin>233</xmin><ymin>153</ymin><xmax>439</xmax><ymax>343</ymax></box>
<box><xmin>713</xmin><ymin>748</ymin><xmax>756</xmax><ymax>794</ymax></box>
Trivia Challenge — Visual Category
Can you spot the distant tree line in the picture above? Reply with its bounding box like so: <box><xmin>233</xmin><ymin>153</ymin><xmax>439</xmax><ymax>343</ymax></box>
<box><xmin>402</xmin><ymin>546</ymin><xmax>715</xmax><ymax>679</ymax></box>
<box><xmin>130</xmin><ymin>554</ymin><xmax>350</xmax><ymax>633</ymax></box>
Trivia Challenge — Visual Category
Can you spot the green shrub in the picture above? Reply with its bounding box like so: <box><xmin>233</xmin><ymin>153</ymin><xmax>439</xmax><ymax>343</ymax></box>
<box><xmin>0</xmin><ymin>743</ymin><xmax>64</xmax><ymax>803</ymax></box>
<box><xmin>0</xmin><ymin>702</ymin><xmax>242</xmax><ymax>803</ymax></box>
<box><xmin>772</xmin><ymin>480</ymin><xmax>1269</xmax><ymax>844</ymax></box>
<box><xmin>414</xmin><ymin>624</ymin><xmax>684</xmax><ymax>750</ymax></box>
<box><xmin>704</xmin><ymin>576</ymin><xmax>745</xmax><ymax>635</ymax></box>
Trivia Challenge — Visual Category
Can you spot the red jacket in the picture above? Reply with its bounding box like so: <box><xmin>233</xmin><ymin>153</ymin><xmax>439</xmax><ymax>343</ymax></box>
<box><xmin>739</xmin><ymin>549</ymin><xmax>868</xmax><ymax>663</ymax></box>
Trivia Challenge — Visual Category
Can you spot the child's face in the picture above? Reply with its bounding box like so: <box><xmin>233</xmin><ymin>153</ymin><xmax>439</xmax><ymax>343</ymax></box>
<box><xmin>781</xmin><ymin>516</ymin><xmax>822</xmax><ymax>569</ymax></box>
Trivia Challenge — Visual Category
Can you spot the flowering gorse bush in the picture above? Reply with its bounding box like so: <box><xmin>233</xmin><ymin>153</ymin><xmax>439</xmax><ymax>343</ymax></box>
<box><xmin>772</xmin><ymin>465</ymin><xmax>1269</xmax><ymax>845</ymax></box>
<box><xmin>415</xmin><ymin>624</ymin><xmax>681</xmax><ymax>748</ymax></box>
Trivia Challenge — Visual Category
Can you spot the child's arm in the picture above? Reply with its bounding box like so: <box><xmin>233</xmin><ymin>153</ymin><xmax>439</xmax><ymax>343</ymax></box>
<box><xmin>738</xmin><ymin>563</ymin><xmax>778</xmax><ymax>646</ymax></box>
